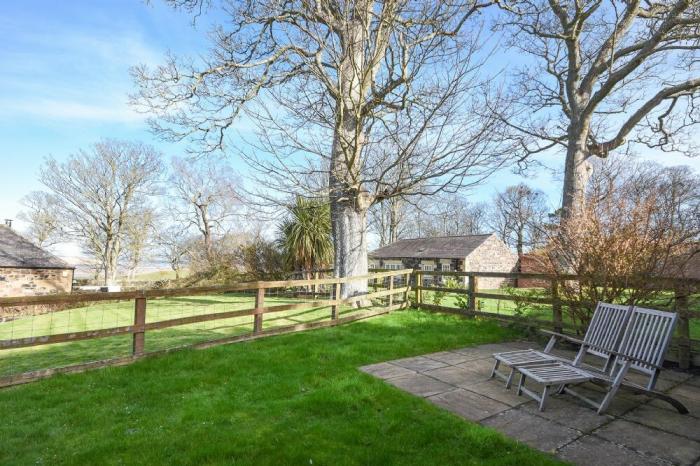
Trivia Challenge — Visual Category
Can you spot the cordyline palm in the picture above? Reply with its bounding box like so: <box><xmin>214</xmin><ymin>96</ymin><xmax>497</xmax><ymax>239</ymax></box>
<box><xmin>278</xmin><ymin>197</ymin><xmax>333</xmax><ymax>276</ymax></box>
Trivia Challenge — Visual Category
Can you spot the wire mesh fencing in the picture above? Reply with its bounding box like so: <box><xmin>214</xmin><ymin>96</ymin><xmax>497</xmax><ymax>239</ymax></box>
<box><xmin>0</xmin><ymin>269</ymin><xmax>412</xmax><ymax>385</ymax></box>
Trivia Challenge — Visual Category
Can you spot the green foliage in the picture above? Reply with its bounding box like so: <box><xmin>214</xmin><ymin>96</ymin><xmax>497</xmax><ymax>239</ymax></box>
<box><xmin>235</xmin><ymin>238</ymin><xmax>286</xmax><ymax>280</ymax></box>
<box><xmin>0</xmin><ymin>310</ymin><xmax>559</xmax><ymax>466</ymax></box>
<box><xmin>278</xmin><ymin>196</ymin><xmax>333</xmax><ymax>273</ymax></box>
<box><xmin>502</xmin><ymin>286</ymin><xmax>550</xmax><ymax>317</ymax></box>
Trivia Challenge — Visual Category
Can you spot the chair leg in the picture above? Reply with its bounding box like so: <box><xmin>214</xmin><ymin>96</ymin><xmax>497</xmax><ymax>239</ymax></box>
<box><xmin>539</xmin><ymin>385</ymin><xmax>550</xmax><ymax>411</ymax></box>
<box><xmin>506</xmin><ymin>368</ymin><xmax>515</xmax><ymax>389</ymax></box>
<box><xmin>556</xmin><ymin>384</ymin><xmax>566</xmax><ymax>395</ymax></box>
<box><xmin>517</xmin><ymin>374</ymin><xmax>525</xmax><ymax>396</ymax></box>
<box><xmin>597</xmin><ymin>360</ymin><xmax>631</xmax><ymax>415</ymax></box>
<box><xmin>490</xmin><ymin>359</ymin><xmax>499</xmax><ymax>379</ymax></box>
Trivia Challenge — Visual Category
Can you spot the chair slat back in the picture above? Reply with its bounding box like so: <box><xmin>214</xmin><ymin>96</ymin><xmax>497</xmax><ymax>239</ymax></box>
<box><xmin>616</xmin><ymin>306</ymin><xmax>678</xmax><ymax>386</ymax></box>
<box><xmin>583</xmin><ymin>302</ymin><xmax>632</xmax><ymax>359</ymax></box>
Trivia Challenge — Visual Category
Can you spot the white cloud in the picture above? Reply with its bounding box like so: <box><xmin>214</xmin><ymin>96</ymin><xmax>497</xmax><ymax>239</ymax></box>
<box><xmin>0</xmin><ymin>98</ymin><xmax>144</xmax><ymax>123</ymax></box>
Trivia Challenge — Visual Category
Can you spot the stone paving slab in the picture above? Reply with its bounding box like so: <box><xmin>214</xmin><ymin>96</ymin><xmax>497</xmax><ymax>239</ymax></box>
<box><xmin>428</xmin><ymin>388</ymin><xmax>510</xmax><ymax>421</ymax></box>
<box><xmin>463</xmin><ymin>378</ymin><xmax>531</xmax><ymax>407</ymax></box>
<box><xmin>421</xmin><ymin>350</ymin><xmax>474</xmax><ymax>365</ymax></box>
<box><xmin>482</xmin><ymin>408</ymin><xmax>583</xmax><ymax>452</ymax></box>
<box><xmin>623</xmin><ymin>404</ymin><xmax>700</xmax><ymax>442</ymax></box>
<box><xmin>361</xmin><ymin>341</ymin><xmax>700</xmax><ymax>465</ymax></box>
<box><xmin>359</xmin><ymin>362</ymin><xmax>416</xmax><ymax>380</ymax></box>
<box><xmin>423</xmin><ymin>365</ymin><xmax>485</xmax><ymax>387</ymax></box>
<box><xmin>649</xmin><ymin>383</ymin><xmax>700</xmax><ymax>415</ymax></box>
<box><xmin>594</xmin><ymin>419</ymin><xmax>700</xmax><ymax>465</ymax></box>
<box><xmin>519</xmin><ymin>396</ymin><xmax>613</xmax><ymax>433</ymax></box>
<box><xmin>391</xmin><ymin>355</ymin><xmax>449</xmax><ymax>372</ymax></box>
<box><xmin>557</xmin><ymin>435</ymin><xmax>673</xmax><ymax>466</ymax></box>
<box><xmin>384</xmin><ymin>372</ymin><xmax>453</xmax><ymax>397</ymax></box>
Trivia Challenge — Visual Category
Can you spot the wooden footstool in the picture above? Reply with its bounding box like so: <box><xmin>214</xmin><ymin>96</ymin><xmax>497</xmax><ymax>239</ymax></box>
<box><xmin>491</xmin><ymin>350</ymin><xmax>562</xmax><ymax>388</ymax></box>
<box><xmin>516</xmin><ymin>362</ymin><xmax>592</xmax><ymax>411</ymax></box>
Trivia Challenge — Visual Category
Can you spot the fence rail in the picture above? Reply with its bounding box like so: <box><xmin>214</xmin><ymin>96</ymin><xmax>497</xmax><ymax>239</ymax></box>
<box><xmin>411</xmin><ymin>269</ymin><xmax>699</xmax><ymax>369</ymax></box>
<box><xmin>0</xmin><ymin>269</ymin><xmax>412</xmax><ymax>387</ymax></box>
<box><xmin>1</xmin><ymin>267</ymin><xmax>698</xmax><ymax>388</ymax></box>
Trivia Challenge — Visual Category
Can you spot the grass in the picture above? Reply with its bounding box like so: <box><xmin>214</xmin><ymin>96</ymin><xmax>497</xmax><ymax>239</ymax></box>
<box><xmin>422</xmin><ymin>287</ymin><xmax>700</xmax><ymax>340</ymax></box>
<box><xmin>0</xmin><ymin>310</ymin><xmax>562</xmax><ymax>465</ymax></box>
<box><xmin>0</xmin><ymin>293</ymin><xmax>361</xmax><ymax>377</ymax></box>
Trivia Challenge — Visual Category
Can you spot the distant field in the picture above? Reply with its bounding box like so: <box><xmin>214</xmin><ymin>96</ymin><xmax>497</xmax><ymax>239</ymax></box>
<box><xmin>128</xmin><ymin>269</ymin><xmax>190</xmax><ymax>281</ymax></box>
<box><xmin>0</xmin><ymin>292</ymin><xmax>357</xmax><ymax>378</ymax></box>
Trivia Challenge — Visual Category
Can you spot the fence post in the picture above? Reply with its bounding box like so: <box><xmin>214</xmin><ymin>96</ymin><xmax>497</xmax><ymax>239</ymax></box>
<box><xmin>313</xmin><ymin>271</ymin><xmax>319</xmax><ymax>297</ymax></box>
<box><xmin>254</xmin><ymin>287</ymin><xmax>265</xmax><ymax>333</ymax></box>
<box><xmin>331</xmin><ymin>280</ymin><xmax>340</xmax><ymax>320</ymax></box>
<box><xmin>415</xmin><ymin>271</ymin><xmax>423</xmax><ymax>307</ymax></box>
<box><xmin>388</xmin><ymin>273</ymin><xmax>394</xmax><ymax>308</ymax></box>
<box><xmin>675</xmin><ymin>284</ymin><xmax>691</xmax><ymax>370</ymax></box>
<box><xmin>132</xmin><ymin>294</ymin><xmax>146</xmax><ymax>356</ymax></box>
<box><xmin>404</xmin><ymin>272</ymin><xmax>410</xmax><ymax>307</ymax></box>
<box><xmin>551</xmin><ymin>279</ymin><xmax>563</xmax><ymax>334</ymax></box>
<box><xmin>467</xmin><ymin>274</ymin><xmax>477</xmax><ymax>313</ymax></box>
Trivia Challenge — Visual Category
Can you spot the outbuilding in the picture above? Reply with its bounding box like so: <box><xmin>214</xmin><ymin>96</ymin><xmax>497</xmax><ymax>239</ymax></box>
<box><xmin>369</xmin><ymin>234</ymin><xmax>518</xmax><ymax>289</ymax></box>
<box><xmin>0</xmin><ymin>223</ymin><xmax>74</xmax><ymax>297</ymax></box>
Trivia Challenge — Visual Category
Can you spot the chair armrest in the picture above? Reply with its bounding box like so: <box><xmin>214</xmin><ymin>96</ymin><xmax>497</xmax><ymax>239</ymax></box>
<box><xmin>586</xmin><ymin>345</ymin><xmax>664</xmax><ymax>371</ymax></box>
<box><xmin>540</xmin><ymin>329</ymin><xmax>584</xmax><ymax>346</ymax></box>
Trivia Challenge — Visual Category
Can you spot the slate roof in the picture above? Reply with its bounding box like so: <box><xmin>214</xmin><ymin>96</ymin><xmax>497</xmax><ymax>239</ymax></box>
<box><xmin>0</xmin><ymin>225</ymin><xmax>72</xmax><ymax>269</ymax></box>
<box><xmin>369</xmin><ymin>234</ymin><xmax>494</xmax><ymax>259</ymax></box>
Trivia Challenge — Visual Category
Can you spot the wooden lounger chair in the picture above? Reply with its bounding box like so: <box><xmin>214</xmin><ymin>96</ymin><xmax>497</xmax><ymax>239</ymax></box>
<box><xmin>516</xmin><ymin>306</ymin><xmax>688</xmax><ymax>414</ymax></box>
<box><xmin>490</xmin><ymin>302</ymin><xmax>632</xmax><ymax>388</ymax></box>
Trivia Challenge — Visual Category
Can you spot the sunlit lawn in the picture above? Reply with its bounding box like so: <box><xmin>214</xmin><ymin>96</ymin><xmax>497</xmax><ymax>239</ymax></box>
<box><xmin>0</xmin><ymin>309</ymin><xmax>561</xmax><ymax>465</ymax></box>
<box><xmin>421</xmin><ymin>288</ymin><xmax>700</xmax><ymax>339</ymax></box>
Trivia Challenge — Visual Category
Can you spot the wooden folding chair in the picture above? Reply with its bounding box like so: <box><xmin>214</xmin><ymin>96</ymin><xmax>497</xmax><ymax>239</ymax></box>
<box><xmin>491</xmin><ymin>302</ymin><xmax>632</xmax><ymax>388</ymax></box>
<box><xmin>517</xmin><ymin>306</ymin><xmax>688</xmax><ymax>414</ymax></box>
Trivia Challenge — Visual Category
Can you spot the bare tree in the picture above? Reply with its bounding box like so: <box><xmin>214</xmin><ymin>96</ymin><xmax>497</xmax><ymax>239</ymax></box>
<box><xmin>369</xmin><ymin>193</ymin><xmax>487</xmax><ymax>245</ymax></box>
<box><xmin>154</xmin><ymin>224</ymin><xmax>193</xmax><ymax>280</ymax></box>
<box><xmin>421</xmin><ymin>194</ymin><xmax>489</xmax><ymax>237</ymax></box>
<box><xmin>39</xmin><ymin>140</ymin><xmax>163</xmax><ymax>285</ymax></box>
<box><xmin>168</xmin><ymin>156</ymin><xmax>239</xmax><ymax>262</ymax></box>
<box><xmin>369</xmin><ymin>196</ymin><xmax>409</xmax><ymax>246</ymax></box>
<box><xmin>495</xmin><ymin>1</ymin><xmax>700</xmax><ymax>220</ymax></box>
<box><xmin>17</xmin><ymin>191</ymin><xmax>61</xmax><ymax>248</ymax></box>
<box><xmin>122</xmin><ymin>207</ymin><xmax>156</xmax><ymax>280</ymax></box>
<box><xmin>132</xmin><ymin>0</ymin><xmax>510</xmax><ymax>297</ymax></box>
<box><xmin>542</xmin><ymin>157</ymin><xmax>700</xmax><ymax>327</ymax></box>
<box><xmin>488</xmin><ymin>183</ymin><xmax>549</xmax><ymax>255</ymax></box>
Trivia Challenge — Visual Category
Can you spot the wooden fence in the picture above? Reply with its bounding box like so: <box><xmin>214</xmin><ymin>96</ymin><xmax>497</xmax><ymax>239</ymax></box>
<box><xmin>0</xmin><ymin>269</ymin><xmax>412</xmax><ymax>387</ymax></box>
<box><xmin>413</xmin><ymin>270</ymin><xmax>700</xmax><ymax>369</ymax></box>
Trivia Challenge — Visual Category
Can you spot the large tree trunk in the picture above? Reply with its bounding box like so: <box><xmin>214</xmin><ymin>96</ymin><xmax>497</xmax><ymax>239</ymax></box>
<box><xmin>103</xmin><ymin>240</ymin><xmax>119</xmax><ymax>286</ymax></box>
<box><xmin>329</xmin><ymin>2</ymin><xmax>373</xmax><ymax>300</ymax></box>
<box><xmin>561</xmin><ymin>127</ymin><xmax>593</xmax><ymax>221</ymax></box>
<box><xmin>331</xmin><ymin>198</ymin><xmax>368</xmax><ymax>298</ymax></box>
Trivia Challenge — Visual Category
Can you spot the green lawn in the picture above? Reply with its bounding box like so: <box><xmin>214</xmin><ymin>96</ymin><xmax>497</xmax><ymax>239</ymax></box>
<box><xmin>0</xmin><ymin>310</ymin><xmax>561</xmax><ymax>465</ymax></box>
<box><xmin>422</xmin><ymin>288</ymin><xmax>700</xmax><ymax>340</ymax></box>
<box><xmin>0</xmin><ymin>293</ymin><xmax>363</xmax><ymax>377</ymax></box>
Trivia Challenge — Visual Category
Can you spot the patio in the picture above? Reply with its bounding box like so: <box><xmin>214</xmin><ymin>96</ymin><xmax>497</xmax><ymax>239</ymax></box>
<box><xmin>361</xmin><ymin>341</ymin><xmax>700</xmax><ymax>466</ymax></box>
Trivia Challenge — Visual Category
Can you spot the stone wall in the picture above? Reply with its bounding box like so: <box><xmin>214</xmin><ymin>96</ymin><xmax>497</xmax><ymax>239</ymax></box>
<box><xmin>0</xmin><ymin>267</ymin><xmax>74</xmax><ymax>297</ymax></box>
<box><xmin>463</xmin><ymin>235</ymin><xmax>518</xmax><ymax>289</ymax></box>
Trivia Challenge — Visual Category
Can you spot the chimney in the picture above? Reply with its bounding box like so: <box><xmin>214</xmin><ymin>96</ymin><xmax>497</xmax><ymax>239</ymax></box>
<box><xmin>4</xmin><ymin>219</ymin><xmax>12</xmax><ymax>228</ymax></box>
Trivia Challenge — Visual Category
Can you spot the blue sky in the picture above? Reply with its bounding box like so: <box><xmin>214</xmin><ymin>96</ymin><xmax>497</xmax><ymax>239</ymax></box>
<box><xmin>1</xmin><ymin>1</ymin><xmax>697</xmax><ymax>238</ymax></box>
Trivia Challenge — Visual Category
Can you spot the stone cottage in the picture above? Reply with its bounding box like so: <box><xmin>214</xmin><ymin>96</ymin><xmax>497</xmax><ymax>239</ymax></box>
<box><xmin>369</xmin><ymin>234</ymin><xmax>518</xmax><ymax>289</ymax></box>
<box><xmin>0</xmin><ymin>224</ymin><xmax>74</xmax><ymax>297</ymax></box>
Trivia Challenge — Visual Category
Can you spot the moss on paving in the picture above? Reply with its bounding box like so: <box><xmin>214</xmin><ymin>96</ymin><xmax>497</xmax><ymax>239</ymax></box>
<box><xmin>0</xmin><ymin>310</ymin><xmax>562</xmax><ymax>465</ymax></box>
